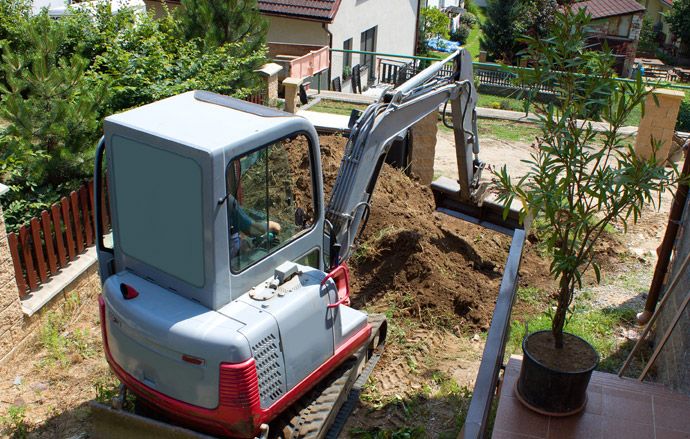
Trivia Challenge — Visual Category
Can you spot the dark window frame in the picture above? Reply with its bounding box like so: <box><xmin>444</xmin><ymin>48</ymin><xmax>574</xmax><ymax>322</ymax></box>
<box><xmin>226</xmin><ymin>131</ymin><xmax>319</xmax><ymax>274</ymax></box>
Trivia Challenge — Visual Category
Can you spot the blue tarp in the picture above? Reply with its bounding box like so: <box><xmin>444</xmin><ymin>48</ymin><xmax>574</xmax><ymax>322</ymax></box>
<box><xmin>427</xmin><ymin>37</ymin><xmax>462</xmax><ymax>53</ymax></box>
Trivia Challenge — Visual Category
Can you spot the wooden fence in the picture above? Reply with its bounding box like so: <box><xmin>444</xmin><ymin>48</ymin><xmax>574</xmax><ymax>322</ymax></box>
<box><xmin>8</xmin><ymin>179</ymin><xmax>109</xmax><ymax>298</ymax></box>
<box><xmin>7</xmin><ymin>93</ymin><xmax>273</xmax><ymax>298</ymax></box>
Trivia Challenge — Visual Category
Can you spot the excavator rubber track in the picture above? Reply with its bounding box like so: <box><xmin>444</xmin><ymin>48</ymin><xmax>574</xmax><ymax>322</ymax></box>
<box><xmin>271</xmin><ymin>313</ymin><xmax>387</xmax><ymax>439</ymax></box>
<box><xmin>89</xmin><ymin>314</ymin><xmax>386</xmax><ymax>439</ymax></box>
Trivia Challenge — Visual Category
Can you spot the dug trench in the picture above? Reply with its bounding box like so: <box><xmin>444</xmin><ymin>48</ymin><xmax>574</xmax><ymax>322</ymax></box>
<box><xmin>295</xmin><ymin>135</ymin><xmax>557</xmax><ymax>436</ymax></box>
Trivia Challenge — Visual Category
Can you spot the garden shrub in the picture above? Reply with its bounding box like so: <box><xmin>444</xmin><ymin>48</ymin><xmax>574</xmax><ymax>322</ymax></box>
<box><xmin>677</xmin><ymin>93</ymin><xmax>690</xmax><ymax>132</ymax></box>
<box><xmin>0</xmin><ymin>2</ymin><xmax>267</xmax><ymax>230</ymax></box>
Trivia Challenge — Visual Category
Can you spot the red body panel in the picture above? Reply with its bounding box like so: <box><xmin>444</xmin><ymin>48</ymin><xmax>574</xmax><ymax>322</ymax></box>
<box><xmin>98</xmin><ymin>295</ymin><xmax>371</xmax><ymax>438</ymax></box>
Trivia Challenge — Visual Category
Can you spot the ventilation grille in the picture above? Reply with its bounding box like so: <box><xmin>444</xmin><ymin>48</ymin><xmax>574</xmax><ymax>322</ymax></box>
<box><xmin>253</xmin><ymin>334</ymin><xmax>284</xmax><ymax>407</ymax></box>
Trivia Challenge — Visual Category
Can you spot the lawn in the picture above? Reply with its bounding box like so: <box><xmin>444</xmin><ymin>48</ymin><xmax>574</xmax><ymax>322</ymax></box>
<box><xmin>464</xmin><ymin>8</ymin><xmax>486</xmax><ymax>60</ymax></box>
<box><xmin>308</xmin><ymin>99</ymin><xmax>369</xmax><ymax>116</ymax></box>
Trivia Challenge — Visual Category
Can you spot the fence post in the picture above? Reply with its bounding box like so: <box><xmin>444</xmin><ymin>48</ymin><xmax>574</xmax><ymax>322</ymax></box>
<box><xmin>0</xmin><ymin>184</ymin><xmax>25</xmax><ymax>358</ymax></box>
<box><xmin>409</xmin><ymin>112</ymin><xmax>438</xmax><ymax>185</ymax></box>
<box><xmin>255</xmin><ymin>63</ymin><xmax>283</xmax><ymax>107</ymax></box>
<box><xmin>634</xmin><ymin>88</ymin><xmax>685</xmax><ymax>163</ymax></box>
<box><xmin>283</xmin><ymin>77</ymin><xmax>304</xmax><ymax>114</ymax></box>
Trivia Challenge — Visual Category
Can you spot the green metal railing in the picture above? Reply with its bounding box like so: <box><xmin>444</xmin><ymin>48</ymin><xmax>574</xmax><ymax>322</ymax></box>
<box><xmin>329</xmin><ymin>48</ymin><xmax>690</xmax><ymax>92</ymax></box>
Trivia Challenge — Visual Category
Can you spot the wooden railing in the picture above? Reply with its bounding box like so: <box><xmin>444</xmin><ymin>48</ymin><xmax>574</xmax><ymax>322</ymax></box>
<box><xmin>8</xmin><ymin>179</ymin><xmax>109</xmax><ymax>297</ymax></box>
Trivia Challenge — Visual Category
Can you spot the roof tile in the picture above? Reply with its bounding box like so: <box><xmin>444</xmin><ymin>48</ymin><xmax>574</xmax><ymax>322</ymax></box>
<box><xmin>573</xmin><ymin>0</ymin><xmax>646</xmax><ymax>20</ymax></box>
<box><xmin>258</xmin><ymin>0</ymin><xmax>339</xmax><ymax>21</ymax></box>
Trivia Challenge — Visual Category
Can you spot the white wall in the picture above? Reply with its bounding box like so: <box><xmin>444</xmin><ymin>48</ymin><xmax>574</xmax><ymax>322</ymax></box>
<box><xmin>328</xmin><ymin>0</ymin><xmax>420</xmax><ymax>86</ymax></box>
<box><xmin>424</xmin><ymin>0</ymin><xmax>461</xmax><ymax>8</ymax></box>
<box><xmin>265</xmin><ymin>16</ymin><xmax>329</xmax><ymax>46</ymax></box>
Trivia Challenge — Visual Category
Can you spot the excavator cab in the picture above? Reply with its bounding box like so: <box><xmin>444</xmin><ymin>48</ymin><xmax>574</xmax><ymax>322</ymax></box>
<box><xmin>94</xmin><ymin>91</ymin><xmax>371</xmax><ymax>438</ymax></box>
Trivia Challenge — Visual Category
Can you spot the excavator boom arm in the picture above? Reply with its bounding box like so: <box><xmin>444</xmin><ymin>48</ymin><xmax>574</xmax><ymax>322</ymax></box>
<box><xmin>325</xmin><ymin>49</ymin><xmax>480</xmax><ymax>265</ymax></box>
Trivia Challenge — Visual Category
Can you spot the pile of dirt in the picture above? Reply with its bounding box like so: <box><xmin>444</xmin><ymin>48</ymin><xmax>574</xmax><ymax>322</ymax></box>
<box><xmin>317</xmin><ymin>135</ymin><xmax>552</xmax><ymax>329</ymax></box>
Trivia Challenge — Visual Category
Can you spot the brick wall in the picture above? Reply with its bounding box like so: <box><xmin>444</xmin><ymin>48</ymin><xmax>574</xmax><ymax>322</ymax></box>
<box><xmin>653</xmin><ymin>194</ymin><xmax>690</xmax><ymax>394</ymax></box>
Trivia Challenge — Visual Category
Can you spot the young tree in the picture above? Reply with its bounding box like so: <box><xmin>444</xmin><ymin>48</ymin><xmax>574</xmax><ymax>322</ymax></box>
<box><xmin>638</xmin><ymin>17</ymin><xmax>659</xmax><ymax>54</ymax></box>
<box><xmin>481</xmin><ymin>0</ymin><xmax>557</xmax><ymax>63</ymax></box>
<box><xmin>419</xmin><ymin>6</ymin><xmax>451</xmax><ymax>42</ymax></box>
<box><xmin>480</xmin><ymin>0</ymin><xmax>522</xmax><ymax>63</ymax></box>
<box><xmin>666</xmin><ymin>0</ymin><xmax>690</xmax><ymax>55</ymax></box>
<box><xmin>176</xmin><ymin>0</ymin><xmax>267</xmax><ymax>52</ymax></box>
<box><xmin>494</xmin><ymin>9</ymin><xmax>677</xmax><ymax>349</ymax></box>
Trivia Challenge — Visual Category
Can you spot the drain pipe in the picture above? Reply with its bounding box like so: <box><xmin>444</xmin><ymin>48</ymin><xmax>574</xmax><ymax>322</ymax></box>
<box><xmin>638</xmin><ymin>138</ymin><xmax>690</xmax><ymax>324</ymax></box>
<box><xmin>323</xmin><ymin>22</ymin><xmax>333</xmax><ymax>90</ymax></box>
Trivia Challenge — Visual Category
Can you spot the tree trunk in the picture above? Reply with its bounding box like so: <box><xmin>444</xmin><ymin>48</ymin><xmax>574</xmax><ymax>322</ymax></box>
<box><xmin>552</xmin><ymin>273</ymin><xmax>572</xmax><ymax>349</ymax></box>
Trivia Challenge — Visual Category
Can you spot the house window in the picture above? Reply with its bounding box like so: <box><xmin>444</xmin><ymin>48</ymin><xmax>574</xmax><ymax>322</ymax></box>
<box><xmin>607</xmin><ymin>15</ymin><xmax>632</xmax><ymax>38</ymax></box>
<box><xmin>360</xmin><ymin>26</ymin><xmax>377</xmax><ymax>81</ymax></box>
<box><xmin>343</xmin><ymin>38</ymin><xmax>352</xmax><ymax>79</ymax></box>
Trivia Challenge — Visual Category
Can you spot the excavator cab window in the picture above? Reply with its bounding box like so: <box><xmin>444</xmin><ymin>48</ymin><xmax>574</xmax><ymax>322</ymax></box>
<box><xmin>227</xmin><ymin>133</ymin><xmax>315</xmax><ymax>273</ymax></box>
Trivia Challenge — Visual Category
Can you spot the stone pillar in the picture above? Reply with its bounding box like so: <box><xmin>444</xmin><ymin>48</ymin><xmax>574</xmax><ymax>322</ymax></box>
<box><xmin>283</xmin><ymin>77</ymin><xmax>304</xmax><ymax>114</ymax></box>
<box><xmin>255</xmin><ymin>63</ymin><xmax>283</xmax><ymax>107</ymax></box>
<box><xmin>635</xmin><ymin>89</ymin><xmax>686</xmax><ymax>163</ymax></box>
<box><xmin>409</xmin><ymin>113</ymin><xmax>438</xmax><ymax>185</ymax></box>
<box><xmin>0</xmin><ymin>184</ymin><xmax>25</xmax><ymax>360</ymax></box>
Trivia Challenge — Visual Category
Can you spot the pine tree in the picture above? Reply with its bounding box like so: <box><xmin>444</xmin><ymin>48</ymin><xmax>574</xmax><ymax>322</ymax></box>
<box><xmin>176</xmin><ymin>0</ymin><xmax>267</xmax><ymax>52</ymax></box>
<box><xmin>0</xmin><ymin>15</ymin><xmax>107</xmax><ymax>187</ymax></box>
<box><xmin>480</xmin><ymin>0</ymin><xmax>522</xmax><ymax>63</ymax></box>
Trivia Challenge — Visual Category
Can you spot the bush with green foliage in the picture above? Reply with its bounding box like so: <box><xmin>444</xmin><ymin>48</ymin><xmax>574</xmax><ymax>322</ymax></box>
<box><xmin>481</xmin><ymin>0</ymin><xmax>556</xmax><ymax>63</ymax></box>
<box><xmin>666</xmin><ymin>0</ymin><xmax>690</xmax><ymax>56</ymax></box>
<box><xmin>450</xmin><ymin>12</ymin><xmax>477</xmax><ymax>43</ymax></box>
<box><xmin>677</xmin><ymin>93</ymin><xmax>690</xmax><ymax>132</ymax></box>
<box><xmin>464</xmin><ymin>0</ymin><xmax>480</xmax><ymax>16</ymax></box>
<box><xmin>0</xmin><ymin>14</ymin><xmax>108</xmax><ymax>230</ymax></box>
<box><xmin>0</xmin><ymin>1</ymin><xmax>267</xmax><ymax>231</ymax></box>
<box><xmin>637</xmin><ymin>17</ymin><xmax>658</xmax><ymax>54</ymax></box>
<box><xmin>419</xmin><ymin>6</ymin><xmax>450</xmax><ymax>49</ymax></box>
<box><xmin>494</xmin><ymin>9</ymin><xmax>677</xmax><ymax>350</ymax></box>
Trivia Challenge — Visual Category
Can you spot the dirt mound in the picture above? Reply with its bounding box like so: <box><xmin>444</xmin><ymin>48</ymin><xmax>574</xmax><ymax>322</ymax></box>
<box><xmin>317</xmin><ymin>135</ymin><xmax>551</xmax><ymax>329</ymax></box>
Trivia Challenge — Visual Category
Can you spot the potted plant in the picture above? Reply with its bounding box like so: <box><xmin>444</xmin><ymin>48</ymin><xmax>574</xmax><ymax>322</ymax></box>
<box><xmin>494</xmin><ymin>9</ymin><xmax>678</xmax><ymax>415</ymax></box>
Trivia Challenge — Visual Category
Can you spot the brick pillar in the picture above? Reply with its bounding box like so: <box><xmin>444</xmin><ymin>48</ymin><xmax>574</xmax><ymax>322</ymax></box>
<box><xmin>255</xmin><ymin>63</ymin><xmax>283</xmax><ymax>107</ymax></box>
<box><xmin>283</xmin><ymin>77</ymin><xmax>303</xmax><ymax>114</ymax></box>
<box><xmin>0</xmin><ymin>184</ymin><xmax>24</xmax><ymax>359</ymax></box>
<box><xmin>479</xmin><ymin>51</ymin><xmax>487</xmax><ymax>63</ymax></box>
<box><xmin>635</xmin><ymin>89</ymin><xmax>685</xmax><ymax>163</ymax></box>
<box><xmin>409</xmin><ymin>113</ymin><xmax>438</xmax><ymax>185</ymax></box>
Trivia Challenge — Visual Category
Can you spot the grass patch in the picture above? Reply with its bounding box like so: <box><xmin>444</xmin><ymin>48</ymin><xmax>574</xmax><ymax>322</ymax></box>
<box><xmin>477</xmin><ymin>94</ymin><xmax>527</xmax><ymax>113</ymax></box>
<box><xmin>38</xmin><ymin>293</ymin><xmax>96</xmax><ymax>367</ymax></box>
<box><xmin>623</xmin><ymin>103</ymin><xmax>642</xmax><ymax>127</ymax></box>
<box><xmin>506</xmin><ymin>305</ymin><xmax>637</xmax><ymax>372</ymax></box>
<box><xmin>355</xmin><ymin>372</ymin><xmax>472</xmax><ymax>439</ymax></box>
<box><xmin>464</xmin><ymin>8</ymin><xmax>486</xmax><ymax>59</ymax></box>
<box><xmin>308</xmin><ymin>99</ymin><xmax>369</xmax><ymax>116</ymax></box>
<box><xmin>1</xmin><ymin>405</ymin><xmax>28</xmax><ymax>439</ymax></box>
<box><xmin>438</xmin><ymin>118</ymin><xmax>540</xmax><ymax>143</ymax></box>
<box><xmin>477</xmin><ymin>119</ymin><xmax>541</xmax><ymax>143</ymax></box>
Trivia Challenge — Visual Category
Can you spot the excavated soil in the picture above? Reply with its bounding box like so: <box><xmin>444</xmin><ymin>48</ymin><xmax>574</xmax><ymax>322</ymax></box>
<box><xmin>316</xmin><ymin>135</ymin><xmax>552</xmax><ymax>329</ymax></box>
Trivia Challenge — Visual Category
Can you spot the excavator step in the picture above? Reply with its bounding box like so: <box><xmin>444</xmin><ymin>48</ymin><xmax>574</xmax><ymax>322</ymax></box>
<box><xmin>89</xmin><ymin>314</ymin><xmax>386</xmax><ymax>439</ymax></box>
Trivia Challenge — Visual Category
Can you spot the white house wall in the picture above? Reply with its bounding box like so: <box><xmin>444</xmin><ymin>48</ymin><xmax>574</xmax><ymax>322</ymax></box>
<box><xmin>266</xmin><ymin>15</ymin><xmax>329</xmax><ymax>46</ymax></box>
<box><xmin>424</xmin><ymin>0</ymin><xmax>460</xmax><ymax>8</ymax></box>
<box><xmin>328</xmin><ymin>0</ymin><xmax>420</xmax><ymax>86</ymax></box>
